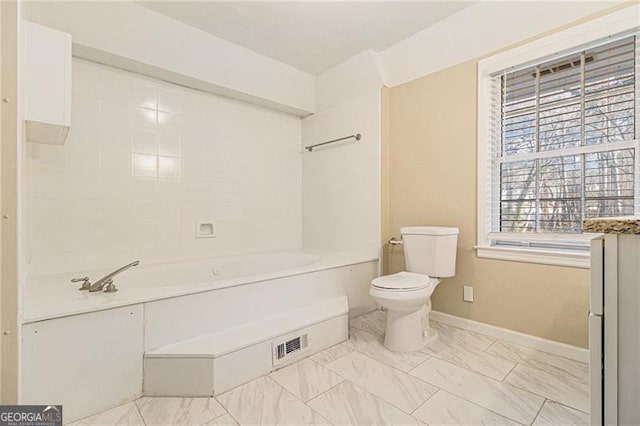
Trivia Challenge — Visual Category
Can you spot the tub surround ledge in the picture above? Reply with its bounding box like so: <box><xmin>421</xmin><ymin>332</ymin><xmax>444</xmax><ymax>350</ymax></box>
<box><xmin>583</xmin><ymin>216</ymin><xmax>640</xmax><ymax>235</ymax></box>
<box><xmin>23</xmin><ymin>250</ymin><xmax>378</xmax><ymax>323</ymax></box>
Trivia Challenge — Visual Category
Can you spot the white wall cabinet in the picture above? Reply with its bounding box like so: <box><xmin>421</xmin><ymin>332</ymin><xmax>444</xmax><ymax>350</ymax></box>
<box><xmin>591</xmin><ymin>232</ymin><xmax>640</xmax><ymax>425</ymax></box>
<box><xmin>608</xmin><ymin>234</ymin><xmax>640</xmax><ymax>425</ymax></box>
<box><xmin>21</xmin><ymin>305</ymin><xmax>144</xmax><ymax>422</ymax></box>
<box><xmin>23</xmin><ymin>20</ymin><xmax>71</xmax><ymax>145</ymax></box>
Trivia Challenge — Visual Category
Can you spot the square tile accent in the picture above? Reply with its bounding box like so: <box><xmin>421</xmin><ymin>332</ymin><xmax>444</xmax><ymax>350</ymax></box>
<box><xmin>504</xmin><ymin>363</ymin><xmax>589</xmax><ymax>413</ymax></box>
<box><xmin>327</xmin><ymin>351</ymin><xmax>437</xmax><ymax>413</ymax></box>
<box><xmin>410</xmin><ymin>358</ymin><xmax>544</xmax><ymax>425</ymax></box>
<box><xmin>217</xmin><ymin>376</ymin><xmax>329</xmax><ymax>425</ymax></box>
<box><xmin>269</xmin><ymin>358</ymin><xmax>344</xmax><ymax>402</ymax></box>
<box><xmin>307</xmin><ymin>380</ymin><xmax>422</xmax><ymax>426</ymax></box>
<box><xmin>136</xmin><ymin>397</ymin><xmax>226</xmax><ymax>425</ymax></box>
<box><xmin>412</xmin><ymin>390</ymin><xmax>520</xmax><ymax>426</ymax></box>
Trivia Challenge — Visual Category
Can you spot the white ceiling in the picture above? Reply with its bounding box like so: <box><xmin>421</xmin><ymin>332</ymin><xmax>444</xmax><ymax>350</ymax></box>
<box><xmin>139</xmin><ymin>1</ymin><xmax>475</xmax><ymax>75</ymax></box>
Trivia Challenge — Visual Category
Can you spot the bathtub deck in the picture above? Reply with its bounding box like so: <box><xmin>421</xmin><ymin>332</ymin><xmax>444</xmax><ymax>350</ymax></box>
<box><xmin>23</xmin><ymin>249</ymin><xmax>377</xmax><ymax>323</ymax></box>
<box><xmin>68</xmin><ymin>311</ymin><xmax>589</xmax><ymax>426</ymax></box>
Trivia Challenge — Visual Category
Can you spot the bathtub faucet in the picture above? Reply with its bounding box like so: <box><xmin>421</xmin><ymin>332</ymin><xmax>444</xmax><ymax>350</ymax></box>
<box><xmin>89</xmin><ymin>260</ymin><xmax>140</xmax><ymax>292</ymax></box>
<box><xmin>70</xmin><ymin>260</ymin><xmax>140</xmax><ymax>293</ymax></box>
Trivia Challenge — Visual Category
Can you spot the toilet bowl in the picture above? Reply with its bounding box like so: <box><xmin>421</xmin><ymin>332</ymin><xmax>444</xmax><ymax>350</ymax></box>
<box><xmin>370</xmin><ymin>272</ymin><xmax>440</xmax><ymax>352</ymax></box>
<box><xmin>370</xmin><ymin>226</ymin><xmax>458</xmax><ymax>353</ymax></box>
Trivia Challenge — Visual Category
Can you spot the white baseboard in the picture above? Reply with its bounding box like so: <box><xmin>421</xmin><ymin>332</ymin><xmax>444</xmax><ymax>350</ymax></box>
<box><xmin>430</xmin><ymin>310</ymin><xmax>589</xmax><ymax>364</ymax></box>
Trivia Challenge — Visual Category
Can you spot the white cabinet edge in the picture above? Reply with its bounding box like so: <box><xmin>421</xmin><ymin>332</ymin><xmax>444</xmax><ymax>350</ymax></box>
<box><xmin>23</xmin><ymin>20</ymin><xmax>72</xmax><ymax>145</ymax></box>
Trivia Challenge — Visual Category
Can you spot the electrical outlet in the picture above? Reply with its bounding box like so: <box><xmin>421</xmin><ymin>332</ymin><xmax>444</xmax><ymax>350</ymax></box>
<box><xmin>463</xmin><ymin>285</ymin><xmax>474</xmax><ymax>303</ymax></box>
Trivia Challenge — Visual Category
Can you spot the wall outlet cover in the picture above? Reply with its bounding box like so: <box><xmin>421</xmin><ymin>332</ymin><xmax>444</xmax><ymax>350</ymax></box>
<box><xmin>463</xmin><ymin>285</ymin><xmax>474</xmax><ymax>303</ymax></box>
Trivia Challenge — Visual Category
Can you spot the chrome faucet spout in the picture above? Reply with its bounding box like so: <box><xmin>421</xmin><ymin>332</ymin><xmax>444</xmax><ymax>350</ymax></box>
<box><xmin>88</xmin><ymin>260</ymin><xmax>140</xmax><ymax>292</ymax></box>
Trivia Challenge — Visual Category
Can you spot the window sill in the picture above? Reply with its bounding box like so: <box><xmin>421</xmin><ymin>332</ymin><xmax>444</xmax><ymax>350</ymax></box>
<box><xmin>476</xmin><ymin>245</ymin><xmax>590</xmax><ymax>269</ymax></box>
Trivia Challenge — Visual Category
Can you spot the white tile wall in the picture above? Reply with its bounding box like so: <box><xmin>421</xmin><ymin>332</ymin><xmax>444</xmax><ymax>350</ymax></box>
<box><xmin>301</xmin><ymin>92</ymin><xmax>381</xmax><ymax>259</ymax></box>
<box><xmin>27</xmin><ymin>59</ymin><xmax>302</xmax><ymax>274</ymax></box>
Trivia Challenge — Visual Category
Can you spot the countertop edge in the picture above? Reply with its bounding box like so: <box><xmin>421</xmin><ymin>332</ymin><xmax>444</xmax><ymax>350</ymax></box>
<box><xmin>582</xmin><ymin>217</ymin><xmax>640</xmax><ymax>235</ymax></box>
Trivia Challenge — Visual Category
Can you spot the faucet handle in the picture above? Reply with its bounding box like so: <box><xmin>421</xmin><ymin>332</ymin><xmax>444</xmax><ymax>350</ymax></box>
<box><xmin>71</xmin><ymin>277</ymin><xmax>91</xmax><ymax>291</ymax></box>
<box><xmin>103</xmin><ymin>279</ymin><xmax>117</xmax><ymax>293</ymax></box>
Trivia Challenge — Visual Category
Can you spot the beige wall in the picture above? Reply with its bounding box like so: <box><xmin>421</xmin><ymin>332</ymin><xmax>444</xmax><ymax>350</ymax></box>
<box><xmin>1</xmin><ymin>0</ymin><xmax>20</xmax><ymax>402</ymax></box>
<box><xmin>384</xmin><ymin>58</ymin><xmax>591</xmax><ymax>348</ymax></box>
<box><xmin>383</xmin><ymin>2</ymin><xmax>637</xmax><ymax>350</ymax></box>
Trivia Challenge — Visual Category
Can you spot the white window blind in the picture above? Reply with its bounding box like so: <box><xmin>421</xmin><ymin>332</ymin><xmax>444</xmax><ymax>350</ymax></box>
<box><xmin>489</xmin><ymin>34</ymin><xmax>639</xmax><ymax>239</ymax></box>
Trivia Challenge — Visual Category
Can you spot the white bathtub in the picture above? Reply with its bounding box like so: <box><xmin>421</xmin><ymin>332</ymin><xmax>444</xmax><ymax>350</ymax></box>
<box><xmin>22</xmin><ymin>249</ymin><xmax>378</xmax><ymax>422</ymax></box>
<box><xmin>23</xmin><ymin>249</ymin><xmax>377</xmax><ymax>323</ymax></box>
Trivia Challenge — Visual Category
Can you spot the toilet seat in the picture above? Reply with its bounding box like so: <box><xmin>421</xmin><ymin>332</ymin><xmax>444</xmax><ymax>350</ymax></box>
<box><xmin>372</xmin><ymin>271</ymin><xmax>437</xmax><ymax>292</ymax></box>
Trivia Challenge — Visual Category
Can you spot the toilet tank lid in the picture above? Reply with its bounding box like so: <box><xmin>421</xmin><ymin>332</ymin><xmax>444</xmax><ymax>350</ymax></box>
<box><xmin>401</xmin><ymin>226</ymin><xmax>459</xmax><ymax>236</ymax></box>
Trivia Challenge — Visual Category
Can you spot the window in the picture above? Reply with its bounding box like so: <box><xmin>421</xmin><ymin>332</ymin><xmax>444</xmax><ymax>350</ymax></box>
<box><xmin>498</xmin><ymin>37</ymin><xmax>636</xmax><ymax>235</ymax></box>
<box><xmin>477</xmin><ymin>7</ymin><xmax>640</xmax><ymax>268</ymax></box>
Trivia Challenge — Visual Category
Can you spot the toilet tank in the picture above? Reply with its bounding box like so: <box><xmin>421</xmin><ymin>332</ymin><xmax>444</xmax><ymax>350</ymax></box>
<box><xmin>401</xmin><ymin>226</ymin><xmax>459</xmax><ymax>277</ymax></box>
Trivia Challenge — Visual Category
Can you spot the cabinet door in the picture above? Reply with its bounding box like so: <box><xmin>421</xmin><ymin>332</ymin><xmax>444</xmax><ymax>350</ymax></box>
<box><xmin>23</xmin><ymin>20</ymin><xmax>71</xmax><ymax>144</ymax></box>
<box><xmin>21</xmin><ymin>305</ymin><xmax>143</xmax><ymax>423</ymax></box>
<box><xmin>589</xmin><ymin>313</ymin><xmax>603</xmax><ymax>425</ymax></box>
<box><xmin>616</xmin><ymin>235</ymin><xmax>640</xmax><ymax>425</ymax></box>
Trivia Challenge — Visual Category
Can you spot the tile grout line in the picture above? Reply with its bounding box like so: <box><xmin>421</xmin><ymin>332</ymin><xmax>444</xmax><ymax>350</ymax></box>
<box><xmin>501</xmin><ymin>370</ymin><xmax>588</xmax><ymax>414</ymax></box>
<box><xmin>501</xmin><ymin>360</ymin><xmax>520</xmax><ymax>382</ymax></box>
<box><xmin>340</xmin><ymin>335</ymin><xmax>432</xmax><ymax>375</ymax></box>
<box><xmin>307</xmin><ymin>344</ymin><xmax>352</xmax><ymax>368</ymax></box>
<box><xmin>413</xmin><ymin>355</ymin><xmax>516</xmax><ymax>387</ymax></box>
<box><xmin>262</xmin><ymin>375</ymin><xmax>334</xmax><ymax>424</ymax></box>
<box><xmin>323</xmin><ymin>351</ymin><xmax>438</xmax><ymax>416</ymax></box>
<box><xmin>212</xmin><ymin>407</ymin><xmax>241</xmax><ymax>426</ymax></box>
<box><xmin>346</xmin><ymin>328</ymin><xmax>431</xmax><ymax>375</ymax></box>
<box><xmin>304</xmin><ymin>376</ymin><xmax>419</xmax><ymax>424</ymax></box>
<box><xmin>545</xmin><ymin>400</ymin><xmax>590</xmax><ymax>416</ymax></box>
<box><xmin>211</xmin><ymin>395</ymin><xmax>240</xmax><ymax>425</ymax></box>
<box><xmin>406</xmin><ymin>354</ymin><xmax>434</xmax><ymax>389</ymax></box>
<box><xmin>214</xmin><ymin>344</ymin><xmax>352</xmax><ymax>422</ymax></box>
<box><xmin>502</xmin><ymin>361</ymin><xmax>590</xmax><ymax>393</ymax></box>
<box><xmin>486</xmin><ymin>344</ymin><xmax>590</xmax><ymax>387</ymax></box>
<box><xmin>485</xmin><ymin>336</ymin><xmax>589</xmax><ymax>367</ymax></box>
<box><xmin>529</xmin><ymin>398</ymin><xmax>548</xmax><ymax>426</ymax></box>
<box><xmin>269</xmin><ymin>356</ymin><xmax>346</xmax><ymax>402</ymax></box>
<box><xmin>409</xmin><ymin>388</ymin><xmax>440</xmax><ymax>415</ymax></box>
<box><xmin>216</xmin><ymin>375</ymin><xmax>335</xmax><ymax>426</ymax></box>
<box><xmin>412</xmin><ymin>388</ymin><xmax>530</xmax><ymax>426</ymax></box>
<box><xmin>406</xmin><ymin>357</ymin><xmax>546</xmax><ymax>425</ymax></box>
<box><xmin>422</xmin><ymin>345</ymin><xmax>517</xmax><ymax>382</ymax></box>
<box><xmin>483</xmin><ymin>337</ymin><xmax>500</xmax><ymax>353</ymax></box>
<box><xmin>133</xmin><ymin>398</ymin><xmax>147</xmax><ymax>426</ymax></box>
<box><xmin>507</xmin><ymin>361</ymin><xmax>589</xmax><ymax>388</ymax></box>
<box><xmin>303</xmin><ymin>367</ymin><xmax>351</xmax><ymax>406</ymax></box>
<box><xmin>348</xmin><ymin>326</ymin><xmax>385</xmax><ymax>336</ymax></box>
<box><xmin>303</xmin><ymin>398</ymin><xmax>336</xmax><ymax>426</ymax></box>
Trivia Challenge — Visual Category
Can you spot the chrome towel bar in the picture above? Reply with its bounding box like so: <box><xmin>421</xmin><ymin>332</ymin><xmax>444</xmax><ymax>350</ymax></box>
<box><xmin>305</xmin><ymin>133</ymin><xmax>361</xmax><ymax>152</ymax></box>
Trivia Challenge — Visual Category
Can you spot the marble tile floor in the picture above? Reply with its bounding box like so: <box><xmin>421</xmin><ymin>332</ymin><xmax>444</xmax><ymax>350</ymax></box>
<box><xmin>69</xmin><ymin>310</ymin><xmax>589</xmax><ymax>426</ymax></box>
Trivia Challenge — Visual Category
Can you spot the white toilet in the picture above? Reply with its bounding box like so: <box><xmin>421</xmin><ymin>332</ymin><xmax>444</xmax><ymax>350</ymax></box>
<box><xmin>370</xmin><ymin>226</ymin><xmax>459</xmax><ymax>353</ymax></box>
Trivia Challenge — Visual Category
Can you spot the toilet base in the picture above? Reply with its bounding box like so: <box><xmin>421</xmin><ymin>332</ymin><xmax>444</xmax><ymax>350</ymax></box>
<box><xmin>383</xmin><ymin>302</ymin><xmax>438</xmax><ymax>353</ymax></box>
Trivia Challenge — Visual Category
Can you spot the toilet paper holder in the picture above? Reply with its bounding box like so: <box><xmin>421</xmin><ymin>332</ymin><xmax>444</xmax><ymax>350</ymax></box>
<box><xmin>387</xmin><ymin>237</ymin><xmax>403</xmax><ymax>245</ymax></box>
